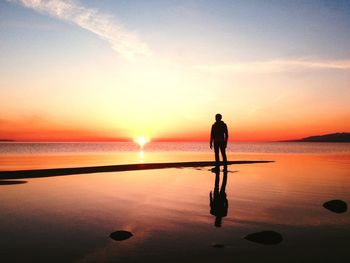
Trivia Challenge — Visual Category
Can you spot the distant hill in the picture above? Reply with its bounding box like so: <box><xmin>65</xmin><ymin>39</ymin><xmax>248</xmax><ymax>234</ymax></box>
<box><xmin>0</xmin><ymin>139</ymin><xmax>15</xmax><ymax>142</ymax></box>
<box><xmin>287</xmin><ymin>133</ymin><xmax>350</xmax><ymax>142</ymax></box>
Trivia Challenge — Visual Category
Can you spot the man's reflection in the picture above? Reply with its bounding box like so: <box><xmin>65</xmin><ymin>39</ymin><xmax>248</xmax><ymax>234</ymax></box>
<box><xmin>209</xmin><ymin>166</ymin><xmax>228</xmax><ymax>227</ymax></box>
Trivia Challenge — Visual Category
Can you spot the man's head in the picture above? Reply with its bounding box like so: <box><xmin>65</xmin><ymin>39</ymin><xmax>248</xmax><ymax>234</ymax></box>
<box><xmin>215</xmin><ymin>113</ymin><xmax>222</xmax><ymax>122</ymax></box>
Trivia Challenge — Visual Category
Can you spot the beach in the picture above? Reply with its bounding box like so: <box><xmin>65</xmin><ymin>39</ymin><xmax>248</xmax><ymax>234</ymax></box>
<box><xmin>0</xmin><ymin>142</ymin><xmax>350</xmax><ymax>262</ymax></box>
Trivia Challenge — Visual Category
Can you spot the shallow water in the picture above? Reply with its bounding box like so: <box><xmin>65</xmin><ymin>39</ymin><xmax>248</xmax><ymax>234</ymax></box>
<box><xmin>1</xmin><ymin>142</ymin><xmax>350</xmax><ymax>171</ymax></box>
<box><xmin>0</xmin><ymin>153</ymin><xmax>349</xmax><ymax>262</ymax></box>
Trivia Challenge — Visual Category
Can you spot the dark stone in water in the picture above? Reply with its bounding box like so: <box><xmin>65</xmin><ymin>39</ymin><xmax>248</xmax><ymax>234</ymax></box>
<box><xmin>212</xmin><ymin>243</ymin><xmax>225</xmax><ymax>248</ymax></box>
<box><xmin>109</xmin><ymin>230</ymin><xmax>133</xmax><ymax>241</ymax></box>
<box><xmin>244</xmin><ymin>231</ymin><xmax>283</xmax><ymax>245</ymax></box>
<box><xmin>323</xmin><ymin>200</ymin><xmax>347</xmax><ymax>213</ymax></box>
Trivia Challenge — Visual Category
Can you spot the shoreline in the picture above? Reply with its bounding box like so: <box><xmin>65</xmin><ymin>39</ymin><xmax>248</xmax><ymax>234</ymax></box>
<box><xmin>0</xmin><ymin>160</ymin><xmax>273</xmax><ymax>180</ymax></box>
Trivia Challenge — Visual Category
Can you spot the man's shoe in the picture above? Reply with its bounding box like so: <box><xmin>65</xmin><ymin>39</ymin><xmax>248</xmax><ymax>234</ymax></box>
<box><xmin>211</xmin><ymin>166</ymin><xmax>220</xmax><ymax>173</ymax></box>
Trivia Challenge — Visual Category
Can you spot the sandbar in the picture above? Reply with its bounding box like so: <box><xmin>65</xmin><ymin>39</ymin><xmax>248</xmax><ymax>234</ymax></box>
<box><xmin>0</xmin><ymin>160</ymin><xmax>273</xmax><ymax>180</ymax></box>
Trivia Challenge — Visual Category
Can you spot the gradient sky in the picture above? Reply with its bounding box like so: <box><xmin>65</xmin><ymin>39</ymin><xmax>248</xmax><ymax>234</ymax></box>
<box><xmin>1</xmin><ymin>0</ymin><xmax>350</xmax><ymax>141</ymax></box>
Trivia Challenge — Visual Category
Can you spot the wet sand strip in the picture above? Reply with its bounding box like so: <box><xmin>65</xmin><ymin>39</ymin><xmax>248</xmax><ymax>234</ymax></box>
<box><xmin>0</xmin><ymin>160</ymin><xmax>273</xmax><ymax>180</ymax></box>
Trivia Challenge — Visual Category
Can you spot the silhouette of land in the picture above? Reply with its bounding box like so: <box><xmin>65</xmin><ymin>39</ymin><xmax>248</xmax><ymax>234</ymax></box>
<box><xmin>0</xmin><ymin>160</ymin><xmax>273</xmax><ymax>180</ymax></box>
<box><xmin>0</xmin><ymin>139</ymin><xmax>15</xmax><ymax>142</ymax></box>
<box><xmin>285</xmin><ymin>132</ymin><xmax>350</xmax><ymax>142</ymax></box>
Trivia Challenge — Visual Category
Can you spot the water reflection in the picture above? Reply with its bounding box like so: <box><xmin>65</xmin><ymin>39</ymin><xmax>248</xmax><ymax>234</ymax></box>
<box><xmin>139</xmin><ymin>150</ymin><xmax>144</xmax><ymax>162</ymax></box>
<box><xmin>209</xmin><ymin>166</ymin><xmax>228</xmax><ymax>227</ymax></box>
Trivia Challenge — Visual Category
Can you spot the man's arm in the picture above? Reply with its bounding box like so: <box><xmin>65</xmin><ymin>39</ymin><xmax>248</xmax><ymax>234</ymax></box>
<box><xmin>210</xmin><ymin>125</ymin><xmax>214</xmax><ymax>149</ymax></box>
<box><xmin>224</xmin><ymin>124</ymin><xmax>228</xmax><ymax>147</ymax></box>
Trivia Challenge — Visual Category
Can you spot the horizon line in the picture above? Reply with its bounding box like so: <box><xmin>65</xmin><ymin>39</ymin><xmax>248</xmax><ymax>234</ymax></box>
<box><xmin>0</xmin><ymin>139</ymin><xmax>280</xmax><ymax>143</ymax></box>
<box><xmin>1</xmin><ymin>132</ymin><xmax>349</xmax><ymax>143</ymax></box>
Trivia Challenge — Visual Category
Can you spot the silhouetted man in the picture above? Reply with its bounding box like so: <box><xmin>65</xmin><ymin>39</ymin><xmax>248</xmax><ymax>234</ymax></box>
<box><xmin>210</xmin><ymin>167</ymin><xmax>228</xmax><ymax>227</ymax></box>
<box><xmin>210</xmin><ymin>113</ymin><xmax>228</xmax><ymax>166</ymax></box>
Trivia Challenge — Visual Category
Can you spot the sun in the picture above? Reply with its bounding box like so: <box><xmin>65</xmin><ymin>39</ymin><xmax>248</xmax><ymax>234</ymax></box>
<box><xmin>134</xmin><ymin>136</ymin><xmax>150</xmax><ymax>149</ymax></box>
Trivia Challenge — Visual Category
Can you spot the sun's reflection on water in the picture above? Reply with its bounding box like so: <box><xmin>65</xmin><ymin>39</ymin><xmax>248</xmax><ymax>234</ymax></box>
<box><xmin>138</xmin><ymin>150</ymin><xmax>144</xmax><ymax>162</ymax></box>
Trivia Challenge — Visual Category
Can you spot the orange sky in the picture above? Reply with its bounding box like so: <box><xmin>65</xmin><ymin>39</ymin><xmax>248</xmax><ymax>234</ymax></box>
<box><xmin>1</xmin><ymin>110</ymin><xmax>348</xmax><ymax>142</ymax></box>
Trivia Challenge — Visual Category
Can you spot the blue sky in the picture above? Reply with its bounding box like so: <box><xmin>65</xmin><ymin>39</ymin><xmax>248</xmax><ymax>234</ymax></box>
<box><xmin>2</xmin><ymin>0</ymin><xmax>350</xmax><ymax>62</ymax></box>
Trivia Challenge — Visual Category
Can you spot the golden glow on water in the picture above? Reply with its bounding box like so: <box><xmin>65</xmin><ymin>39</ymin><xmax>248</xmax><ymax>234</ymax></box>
<box><xmin>138</xmin><ymin>150</ymin><xmax>144</xmax><ymax>162</ymax></box>
<box><xmin>1</xmin><ymin>153</ymin><xmax>350</xmax><ymax>261</ymax></box>
<box><xmin>1</xmin><ymin>154</ymin><xmax>349</xmax><ymax>225</ymax></box>
<box><xmin>0</xmin><ymin>152</ymin><xmax>212</xmax><ymax>170</ymax></box>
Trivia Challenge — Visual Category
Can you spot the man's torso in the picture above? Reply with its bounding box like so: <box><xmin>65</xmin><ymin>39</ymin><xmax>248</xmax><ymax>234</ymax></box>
<box><xmin>212</xmin><ymin>121</ymin><xmax>227</xmax><ymax>142</ymax></box>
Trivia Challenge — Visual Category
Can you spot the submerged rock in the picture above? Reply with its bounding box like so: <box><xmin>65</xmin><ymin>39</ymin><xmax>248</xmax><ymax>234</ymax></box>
<box><xmin>212</xmin><ymin>243</ymin><xmax>225</xmax><ymax>248</ymax></box>
<box><xmin>109</xmin><ymin>230</ymin><xmax>133</xmax><ymax>241</ymax></box>
<box><xmin>244</xmin><ymin>231</ymin><xmax>283</xmax><ymax>245</ymax></box>
<box><xmin>323</xmin><ymin>200</ymin><xmax>347</xmax><ymax>213</ymax></box>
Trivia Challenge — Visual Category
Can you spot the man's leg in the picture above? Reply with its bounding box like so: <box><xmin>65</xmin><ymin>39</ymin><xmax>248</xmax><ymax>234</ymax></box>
<box><xmin>214</xmin><ymin>143</ymin><xmax>220</xmax><ymax>166</ymax></box>
<box><xmin>220</xmin><ymin>143</ymin><xmax>227</xmax><ymax>164</ymax></box>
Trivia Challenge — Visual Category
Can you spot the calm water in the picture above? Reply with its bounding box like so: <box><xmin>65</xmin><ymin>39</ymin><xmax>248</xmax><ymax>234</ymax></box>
<box><xmin>1</xmin><ymin>142</ymin><xmax>350</xmax><ymax>170</ymax></box>
<box><xmin>1</xmin><ymin>141</ymin><xmax>350</xmax><ymax>155</ymax></box>
<box><xmin>0</xmin><ymin>143</ymin><xmax>350</xmax><ymax>262</ymax></box>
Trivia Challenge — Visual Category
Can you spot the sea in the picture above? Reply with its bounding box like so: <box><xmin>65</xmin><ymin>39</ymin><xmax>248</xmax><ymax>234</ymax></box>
<box><xmin>1</xmin><ymin>141</ymin><xmax>350</xmax><ymax>171</ymax></box>
<box><xmin>1</xmin><ymin>141</ymin><xmax>350</xmax><ymax>262</ymax></box>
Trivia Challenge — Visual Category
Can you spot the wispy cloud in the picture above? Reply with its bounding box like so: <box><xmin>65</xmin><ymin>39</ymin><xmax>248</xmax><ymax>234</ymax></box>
<box><xmin>192</xmin><ymin>59</ymin><xmax>350</xmax><ymax>73</ymax></box>
<box><xmin>8</xmin><ymin>1</ymin><xmax>350</xmax><ymax>72</ymax></box>
<box><xmin>9</xmin><ymin>0</ymin><xmax>150</xmax><ymax>60</ymax></box>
